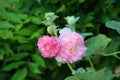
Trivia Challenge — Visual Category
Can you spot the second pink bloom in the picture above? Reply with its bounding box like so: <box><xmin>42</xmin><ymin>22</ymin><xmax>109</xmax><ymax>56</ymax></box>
<box><xmin>55</xmin><ymin>28</ymin><xmax>87</xmax><ymax>63</ymax></box>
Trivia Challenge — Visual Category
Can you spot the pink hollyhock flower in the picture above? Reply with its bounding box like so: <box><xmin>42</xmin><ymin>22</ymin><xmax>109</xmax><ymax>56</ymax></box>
<box><xmin>37</xmin><ymin>36</ymin><xmax>60</xmax><ymax>58</ymax></box>
<box><xmin>55</xmin><ymin>28</ymin><xmax>87</xmax><ymax>63</ymax></box>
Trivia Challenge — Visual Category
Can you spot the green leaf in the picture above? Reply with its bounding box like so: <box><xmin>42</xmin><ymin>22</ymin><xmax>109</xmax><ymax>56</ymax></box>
<box><xmin>3</xmin><ymin>61</ymin><xmax>25</xmax><ymax>71</ymax></box>
<box><xmin>5</xmin><ymin>52</ymin><xmax>29</xmax><ymax>62</ymax></box>
<box><xmin>105</xmin><ymin>0</ymin><xmax>116</xmax><ymax>4</ymax></box>
<box><xmin>0</xmin><ymin>44</ymin><xmax>10</xmax><ymax>60</ymax></box>
<box><xmin>31</xmin><ymin>17</ymin><xmax>42</xmax><ymax>25</ymax></box>
<box><xmin>37</xmin><ymin>0</ymin><xmax>41</xmax><ymax>3</ymax></box>
<box><xmin>56</xmin><ymin>4</ymin><xmax>66</xmax><ymax>13</ymax></box>
<box><xmin>75</xmin><ymin>67</ymin><xmax>86</xmax><ymax>74</ymax></box>
<box><xmin>84</xmin><ymin>22</ymin><xmax>94</xmax><ymax>27</ymax></box>
<box><xmin>11</xmin><ymin>68</ymin><xmax>27</xmax><ymax>80</ymax></box>
<box><xmin>65</xmin><ymin>76</ymin><xmax>79</xmax><ymax>80</ymax></box>
<box><xmin>14</xmin><ymin>24</ymin><xmax>23</xmax><ymax>31</ymax></box>
<box><xmin>86</xmin><ymin>67</ymin><xmax>95</xmax><ymax>72</ymax></box>
<box><xmin>30</xmin><ymin>28</ymin><xmax>45</xmax><ymax>39</ymax></box>
<box><xmin>4</xmin><ymin>13</ymin><xmax>22</xmax><ymax>23</ymax></box>
<box><xmin>0</xmin><ymin>21</ymin><xmax>14</xmax><ymax>29</ymax></box>
<box><xmin>81</xmin><ymin>32</ymin><xmax>93</xmax><ymax>38</ymax></box>
<box><xmin>65</xmin><ymin>68</ymin><xmax>114</xmax><ymax>80</ymax></box>
<box><xmin>0</xmin><ymin>49</ymin><xmax>5</xmax><ymax>60</ymax></box>
<box><xmin>30</xmin><ymin>31</ymin><xmax>40</xmax><ymax>39</ymax></box>
<box><xmin>105</xmin><ymin>20</ymin><xmax>120</xmax><ymax>34</ymax></box>
<box><xmin>15</xmin><ymin>28</ymin><xmax>33</xmax><ymax>36</ymax></box>
<box><xmin>0</xmin><ymin>5</ymin><xmax>6</xmax><ymax>12</ymax></box>
<box><xmin>85</xmin><ymin>34</ymin><xmax>111</xmax><ymax>56</ymax></box>
<box><xmin>78</xmin><ymin>0</ymin><xmax>85</xmax><ymax>3</ymax></box>
<box><xmin>17</xmin><ymin>13</ymin><xmax>27</xmax><ymax>20</ymax></box>
<box><xmin>28</xmin><ymin>62</ymin><xmax>41</xmax><ymax>74</ymax></box>
<box><xmin>76</xmin><ymin>68</ymin><xmax>114</xmax><ymax>80</ymax></box>
<box><xmin>105</xmin><ymin>36</ymin><xmax>120</xmax><ymax>53</ymax></box>
<box><xmin>17</xmin><ymin>44</ymin><xmax>33</xmax><ymax>51</ymax></box>
<box><xmin>13</xmin><ymin>36</ymin><xmax>29</xmax><ymax>43</ymax></box>
<box><xmin>0</xmin><ymin>30</ymin><xmax>13</xmax><ymax>39</ymax></box>
<box><xmin>32</xmin><ymin>54</ymin><xmax>46</xmax><ymax>68</ymax></box>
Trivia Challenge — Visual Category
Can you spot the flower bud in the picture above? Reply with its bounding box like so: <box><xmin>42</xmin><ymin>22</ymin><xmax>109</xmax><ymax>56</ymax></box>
<box><xmin>47</xmin><ymin>25</ymin><xmax>58</xmax><ymax>35</ymax></box>
<box><xmin>43</xmin><ymin>12</ymin><xmax>58</xmax><ymax>26</ymax></box>
<box><xmin>65</xmin><ymin>16</ymin><xmax>80</xmax><ymax>25</ymax></box>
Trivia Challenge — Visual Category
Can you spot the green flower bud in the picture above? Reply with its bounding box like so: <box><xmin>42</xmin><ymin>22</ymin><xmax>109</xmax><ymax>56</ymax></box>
<box><xmin>65</xmin><ymin>16</ymin><xmax>80</xmax><ymax>25</ymax></box>
<box><xmin>47</xmin><ymin>25</ymin><xmax>58</xmax><ymax>36</ymax></box>
<box><xmin>43</xmin><ymin>12</ymin><xmax>58</xmax><ymax>26</ymax></box>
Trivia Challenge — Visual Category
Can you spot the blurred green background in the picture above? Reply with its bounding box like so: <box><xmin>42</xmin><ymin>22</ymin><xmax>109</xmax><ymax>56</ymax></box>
<box><xmin>0</xmin><ymin>0</ymin><xmax>120</xmax><ymax>80</ymax></box>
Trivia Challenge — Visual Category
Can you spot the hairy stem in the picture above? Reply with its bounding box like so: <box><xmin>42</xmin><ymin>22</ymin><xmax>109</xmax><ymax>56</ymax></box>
<box><xmin>102</xmin><ymin>51</ymin><xmax>120</xmax><ymax>56</ymax></box>
<box><xmin>114</xmin><ymin>55</ymin><xmax>120</xmax><ymax>60</ymax></box>
<box><xmin>87</xmin><ymin>56</ymin><xmax>94</xmax><ymax>69</ymax></box>
<box><xmin>67</xmin><ymin>63</ymin><xmax>75</xmax><ymax>74</ymax></box>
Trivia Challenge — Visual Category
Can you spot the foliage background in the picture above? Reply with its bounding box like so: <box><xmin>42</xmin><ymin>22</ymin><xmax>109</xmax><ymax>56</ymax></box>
<box><xmin>0</xmin><ymin>0</ymin><xmax>120</xmax><ymax>80</ymax></box>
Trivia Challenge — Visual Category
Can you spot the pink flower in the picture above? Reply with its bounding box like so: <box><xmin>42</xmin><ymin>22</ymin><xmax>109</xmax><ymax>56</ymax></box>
<box><xmin>55</xmin><ymin>28</ymin><xmax>87</xmax><ymax>63</ymax></box>
<box><xmin>37</xmin><ymin>36</ymin><xmax>60</xmax><ymax>58</ymax></box>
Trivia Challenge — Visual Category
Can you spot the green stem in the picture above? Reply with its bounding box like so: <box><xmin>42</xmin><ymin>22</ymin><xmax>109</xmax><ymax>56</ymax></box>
<box><xmin>87</xmin><ymin>56</ymin><xmax>94</xmax><ymax>69</ymax></box>
<box><xmin>114</xmin><ymin>55</ymin><xmax>120</xmax><ymax>60</ymax></box>
<box><xmin>102</xmin><ymin>51</ymin><xmax>120</xmax><ymax>60</ymax></box>
<box><xmin>102</xmin><ymin>51</ymin><xmax>120</xmax><ymax>56</ymax></box>
<box><xmin>67</xmin><ymin>63</ymin><xmax>75</xmax><ymax>74</ymax></box>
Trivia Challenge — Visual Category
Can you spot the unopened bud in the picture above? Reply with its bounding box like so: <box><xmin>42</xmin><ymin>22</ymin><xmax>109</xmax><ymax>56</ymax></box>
<box><xmin>47</xmin><ymin>25</ymin><xmax>57</xmax><ymax>35</ymax></box>
<box><xmin>65</xmin><ymin>16</ymin><xmax>80</xmax><ymax>25</ymax></box>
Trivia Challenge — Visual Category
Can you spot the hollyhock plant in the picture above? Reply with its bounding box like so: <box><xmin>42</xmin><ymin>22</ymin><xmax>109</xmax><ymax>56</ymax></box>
<box><xmin>55</xmin><ymin>28</ymin><xmax>87</xmax><ymax>63</ymax></box>
<box><xmin>37</xmin><ymin>36</ymin><xmax>60</xmax><ymax>58</ymax></box>
<box><xmin>38</xmin><ymin>12</ymin><xmax>87</xmax><ymax>74</ymax></box>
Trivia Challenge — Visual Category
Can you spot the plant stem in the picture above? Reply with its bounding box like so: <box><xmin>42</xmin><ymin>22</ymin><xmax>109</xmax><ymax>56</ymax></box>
<box><xmin>102</xmin><ymin>51</ymin><xmax>120</xmax><ymax>60</ymax></box>
<box><xmin>114</xmin><ymin>55</ymin><xmax>120</xmax><ymax>60</ymax></box>
<box><xmin>87</xmin><ymin>56</ymin><xmax>94</xmax><ymax>69</ymax></box>
<box><xmin>102</xmin><ymin>51</ymin><xmax>120</xmax><ymax>56</ymax></box>
<box><xmin>67</xmin><ymin>63</ymin><xmax>75</xmax><ymax>74</ymax></box>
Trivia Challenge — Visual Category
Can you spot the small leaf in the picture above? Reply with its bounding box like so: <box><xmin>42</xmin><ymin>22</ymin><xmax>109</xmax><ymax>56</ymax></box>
<box><xmin>11</xmin><ymin>68</ymin><xmax>27</xmax><ymax>80</ymax></box>
<box><xmin>0</xmin><ymin>49</ymin><xmax>5</xmax><ymax>60</ymax></box>
<box><xmin>75</xmin><ymin>67</ymin><xmax>86</xmax><ymax>74</ymax></box>
<box><xmin>0</xmin><ymin>30</ymin><xmax>13</xmax><ymax>39</ymax></box>
<box><xmin>14</xmin><ymin>24</ymin><xmax>23</xmax><ymax>31</ymax></box>
<box><xmin>56</xmin><ymin>4</ymin><xmax>66</xmax><ymax>13</ymax></box>
<box><xmin>28</xmin><ymin>62</ymin><xmax>41</xmax><ymax>74</ymax></box>
<box><xmin>0</xmin><ymin>21</ymin><xmax>14</xmax><ymax>29</ymax></box>
<box><xmin>37</xmin><ymin>0</ymin><xmax>41</xmax><ymax>3</ymax></box>
<box><xmin>13</xmin><ymin>36</ymin><xmax>29</xmax><ymax>43</ymax></box>
<box><xmin>3</xmin><ymin>61</ymin><xmax>25</xmax><ymax>71</ymax></box>
<box><xmin>15</xmin><ymin>28</ymin><xmax>33</xmax><ymax>36</ymax></box>
<box><xmin>32</xmin><ymin>54</ymin><xmax>46</xmax><ymax>68</ymax></box>
<box><xmin>105</xmin><ymin>20</ymin><xmax>120</xmax><ymax>34</ymax></box>
<box><xmin>81</xmin><ymin>32</ymin><xmax>93</xmax><ymax>38</ymax></box>
<box><xmin>31</xmin><ymin>17</ymin><xmax>42</xmax><ymax>25</ymax></box>
<box><xmin>17</xmin><ymin>44</ymin><xmax>33</xmax><ymax>51</ymax></box>
<box><xmin>4</xmin><ymin>13</ymin><xmax>22</xmax><ymax>23</ymax></box>
<box><xmin>30</xmin><ymin>32</ymin><xmax>40</xmax><ymax>39</ymax></box>
<box><xmin>78</xmin><ymin>0</ymin><xmax>85</xmax><ymax>3</ymax></box>
<box><xmin>5</xmin><ymin>52</ymin><xmax>29</xmax><ymax>62</ymax></box>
